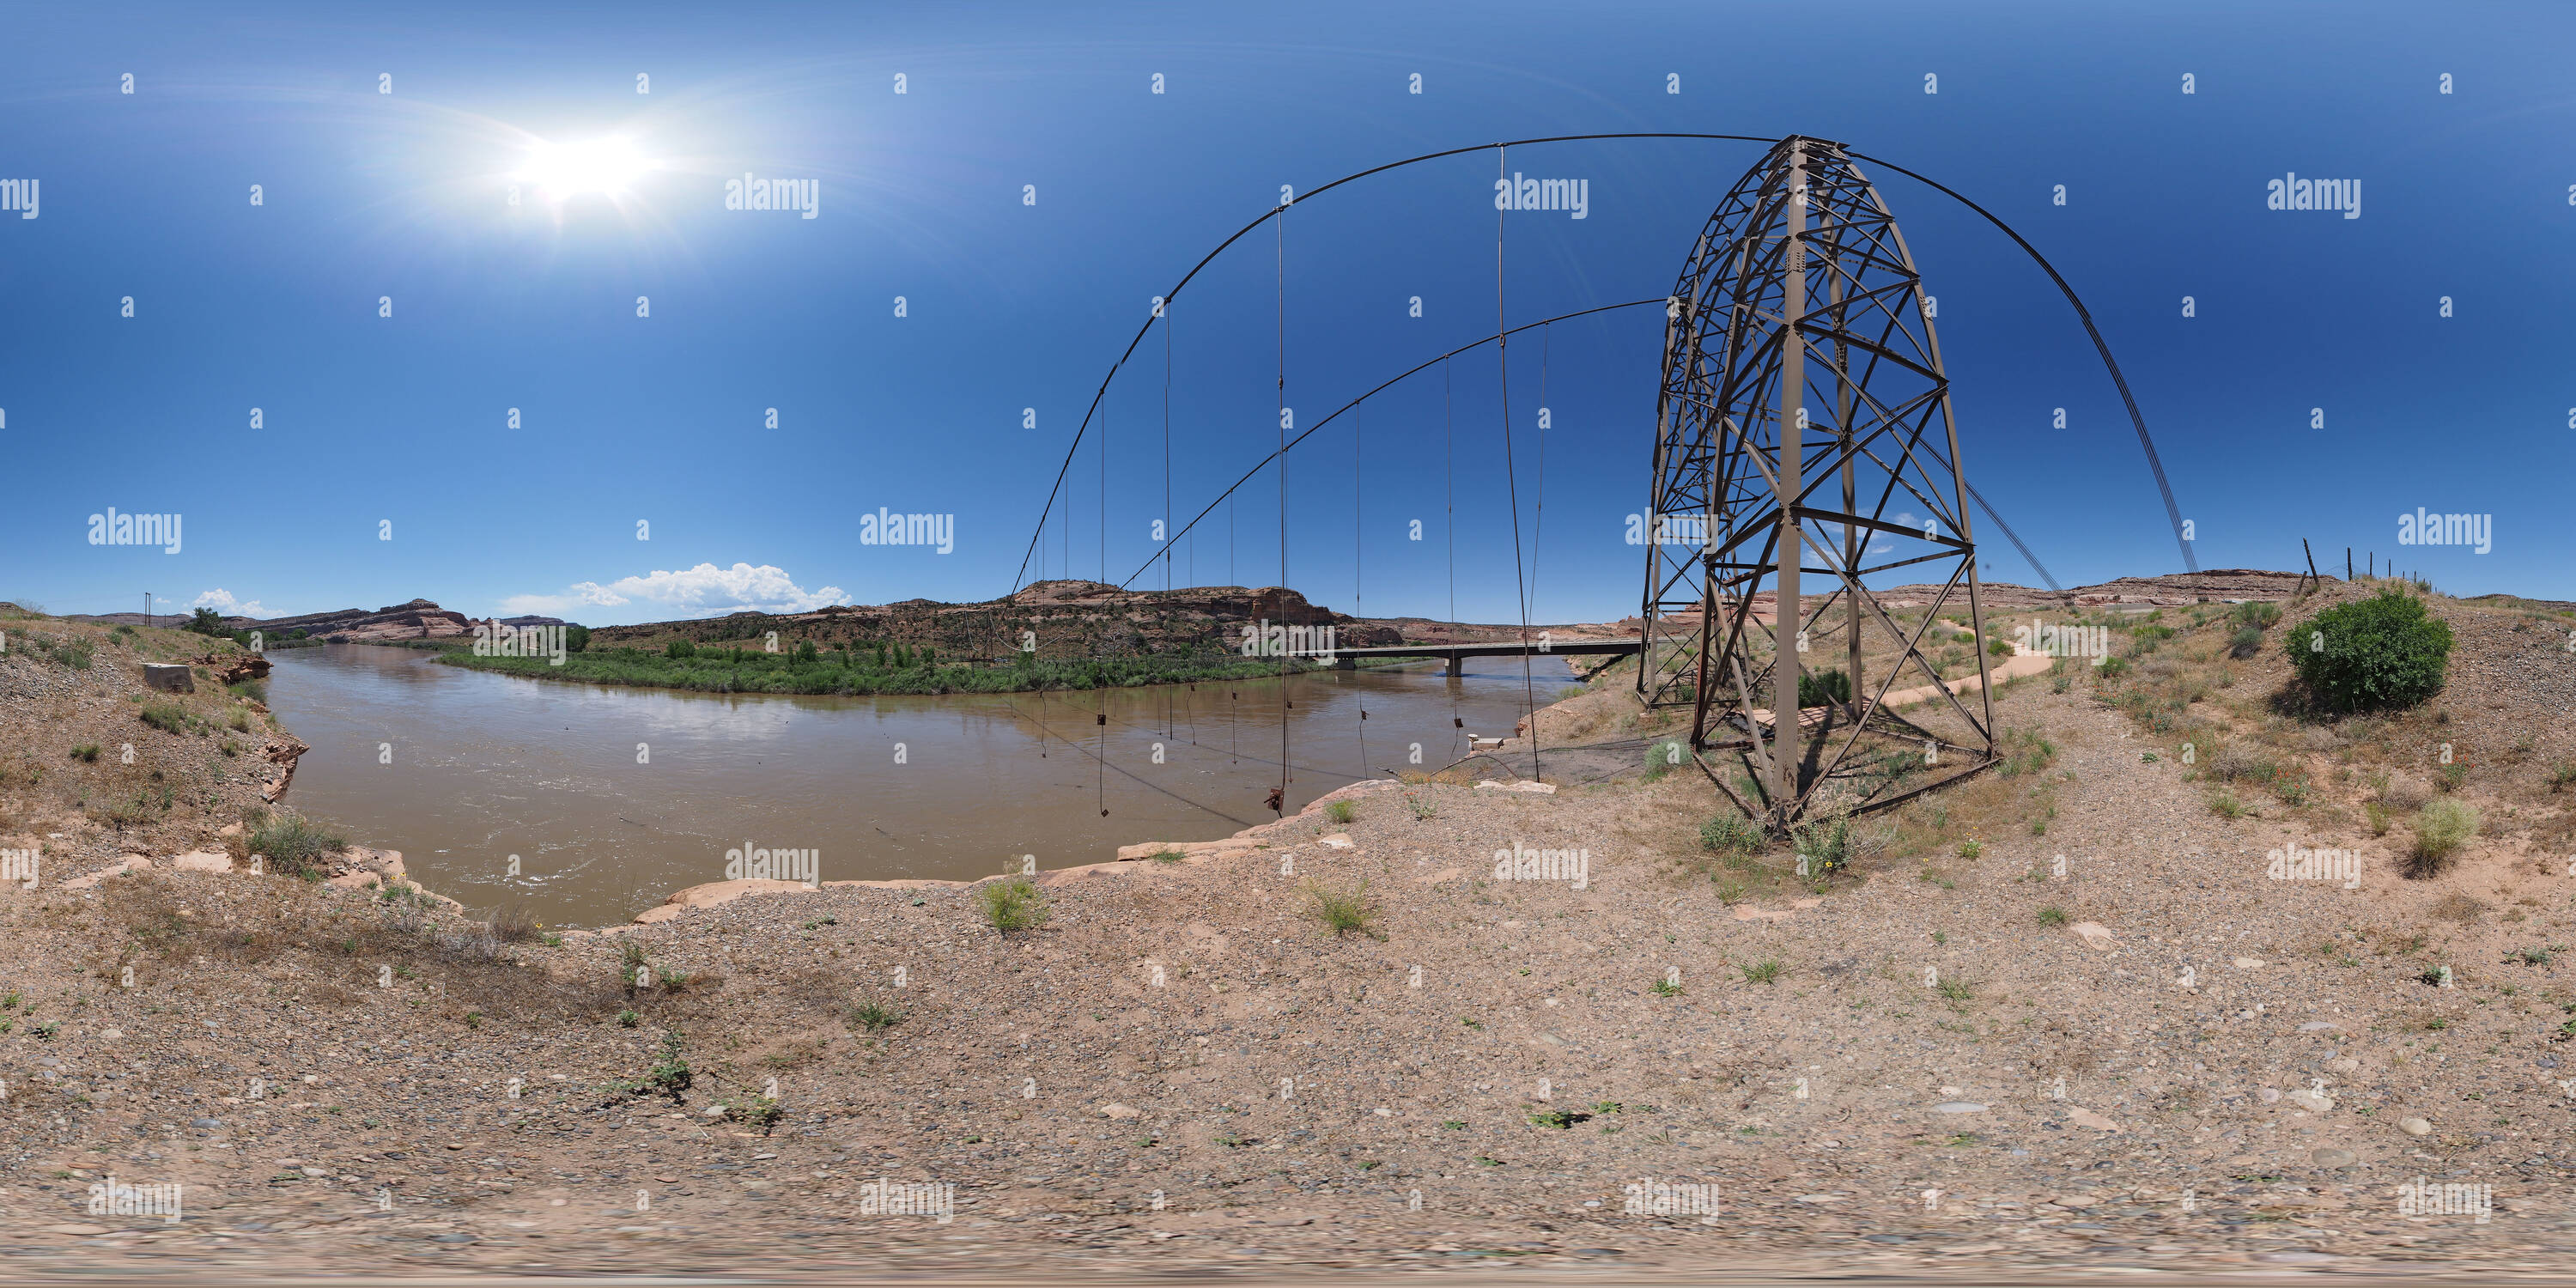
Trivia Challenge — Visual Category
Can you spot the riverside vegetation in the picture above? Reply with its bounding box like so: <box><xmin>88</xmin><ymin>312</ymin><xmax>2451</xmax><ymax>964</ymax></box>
<box><xmin>434</xmin><ymin>635</ymin><xmax>1396</xmax><ymax>696</ymax></box>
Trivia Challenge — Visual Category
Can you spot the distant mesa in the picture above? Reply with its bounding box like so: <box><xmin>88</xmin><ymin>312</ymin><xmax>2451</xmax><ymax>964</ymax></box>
<box><xmin>580</xmin><ymin>580</ymin><xmax>1631</xmax><ymax>664</ymax></box>
<box><xmin>231</xmin><ymin>599</ymin><xmax>476</xmax><ymax>643</ymax></box>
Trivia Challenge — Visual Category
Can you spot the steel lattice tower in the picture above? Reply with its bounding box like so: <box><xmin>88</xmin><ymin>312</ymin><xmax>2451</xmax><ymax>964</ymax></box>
<box><xmin>1639</xmin><ymin>135</ymin><xmax>1999</xmax><ymax>829</ymax></box>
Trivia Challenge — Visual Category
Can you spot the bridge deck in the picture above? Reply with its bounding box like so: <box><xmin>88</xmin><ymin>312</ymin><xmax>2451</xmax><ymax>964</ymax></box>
<box><xmin>1336</xmin><ymin>640</ymin><xmax>1640</xmax><ymax>659</ymax></box>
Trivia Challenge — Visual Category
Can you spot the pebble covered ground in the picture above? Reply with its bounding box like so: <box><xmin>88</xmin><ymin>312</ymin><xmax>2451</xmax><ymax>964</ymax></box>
<box><xmin>3</xmin><ymin>591</ymin><xmax>2575</xmax><ymax>1281</ymax></box>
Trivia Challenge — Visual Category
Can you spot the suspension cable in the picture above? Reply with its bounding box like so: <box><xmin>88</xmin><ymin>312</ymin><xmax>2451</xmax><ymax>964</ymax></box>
<box><xmin>1276</xmin><ymin>209</ymin><xmax>1290</xmax><ymax>812</ymax></box>
<box><xmin>1445</xmin><ymin>357</ymin><xmax>1461</xmax><ymax>756</ymax></box>
<box><xmin>1495</xmin><ymin>146</ymin><xmax>1541</xmax><ymax>782</ymax></box>
<box><xmin>1353</xmin><ymin>397</ymin><xmax>1367</xmax><ymax>771</ymax></box>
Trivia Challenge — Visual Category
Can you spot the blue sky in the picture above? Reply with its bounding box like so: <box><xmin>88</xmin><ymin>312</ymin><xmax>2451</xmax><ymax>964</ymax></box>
<box><xmin>3</xmin><ymin>0</ymin><xmax>2570</xmax><ymax>627</ymax></box>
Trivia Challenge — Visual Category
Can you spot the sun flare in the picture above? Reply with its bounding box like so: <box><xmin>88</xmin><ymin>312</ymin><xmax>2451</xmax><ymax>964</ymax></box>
<box><xmin>516</xmin><ymin>137</ymin><xmax>650</xmax><ymax>202</ymax></box>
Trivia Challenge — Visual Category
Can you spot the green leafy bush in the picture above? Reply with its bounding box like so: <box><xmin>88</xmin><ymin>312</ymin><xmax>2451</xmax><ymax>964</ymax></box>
<box><xmin>975</xmin><ymin>876</ymin><xmax>1049</xmax><ymax>933</ymax></box>
<box><xmin>246</xmin><ymin>812</ymin><xmax>349</xmax><ymax>878</ymax></box>
<box><xmin>665</xmin><ymin>638</ymin><xmax>696</xmax><ymax>659</ymax></box>
<box><xmin>2231</xmin><ymin>601</ymin><xmax>2281</xmax><ymax>629</ymax></box>
<box><xmin>1699</xmin><ymin>813</ymin><xmax>1762</xmax><ymax>856</ymax></box>
<box><xmin>1797</xmin><ymin>666</ymin><xmax>1851</xmax><ymax>708</ymax></box>
<box><xmin>1300</xmin><ymin>878</ymin><xmax>1379</xmax><ymax>938</ymax></box>
<box><xmin>1790</xmin><ymin>809</ymin><xmax>1858</xmax><ymax>875</ymax></box>
<box><xmin>2287</xmin><ymin>590</ymin><xmax>2453</xmax><ymax>713</ymax></box>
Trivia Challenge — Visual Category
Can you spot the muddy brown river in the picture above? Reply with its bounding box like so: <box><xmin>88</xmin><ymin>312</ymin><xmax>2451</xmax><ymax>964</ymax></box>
<box><xmin>264</xmin><ymin>643</ymin><xmax>1566</xmax><ymax>927</ymax></box>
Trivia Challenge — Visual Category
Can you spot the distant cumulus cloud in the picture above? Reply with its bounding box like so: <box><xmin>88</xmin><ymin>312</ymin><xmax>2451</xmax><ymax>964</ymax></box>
<box><xmin>191</xmin><ymin>588</ymin><xmax>275</xmax><ymax>617</ymax></box>
<box><xmin>502</xmin><ymin>562</ymin><xmax>845</xmax><ymax>619</ymax></box>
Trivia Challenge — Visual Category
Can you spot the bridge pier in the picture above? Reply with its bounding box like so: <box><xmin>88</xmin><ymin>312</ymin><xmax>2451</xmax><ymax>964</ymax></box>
<box><xmin>1444</xmin><ymin>654</ymin><xmax>1463</xmax><ymax>677</ymax></box>
<box><xmin>1334</xmin><ymin>655</ymin><xmax>1357</xmax><ymax>671</ymax></box>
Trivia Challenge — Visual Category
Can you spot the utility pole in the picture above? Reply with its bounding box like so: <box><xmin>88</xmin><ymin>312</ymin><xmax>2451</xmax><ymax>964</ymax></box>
<box><xmin>144</xmin><ymin>592</ymin><xmax>151</xmax><ymax>629</ymax></box>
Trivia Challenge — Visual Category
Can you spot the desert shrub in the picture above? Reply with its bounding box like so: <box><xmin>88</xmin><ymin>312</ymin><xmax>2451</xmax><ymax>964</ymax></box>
<box><xmin>665</xmin><ymin>639</ymin><xmax>697</xmax><ymax>659</ymax></box>
<box><xmin>2287</xmin><ymin>590</ymin><xmax>2452</xmax><ymax>713</ymax></box>
<box><xmin>2228</xmin><ymin>625</ymin><xmax>2264</xmax><ymax>659</ymax></box>
<box><xmin>2207</xmin><ymin>743</ymin><xmax>2275</xmax><ymax>784</ymax></box>
<box><xmin>1325</xmin><ymin>799</ymin><xmax>1357</xmax><ymax>824</ymax></box>
<box><xmin>1791</xmin><ymin>809</ymin><xmax>1862</xmax><ymax>876</ymax></box>
<box><xmin>246</xmin><ymin>812</ymin><xmax>348</xmax><ymax>878</ymax></box>
<box><xmin>1798</xmin><ymin>667</ymin><xmax>1851</xmax><ymax>708</ymax></box>
<box><xmin>2231</xmin><ymin>601</ymin><xmax>2281</xmax><ymax>630</ymax></box>
<box><xmin>726</xmin><ymin>1095</ymin><xmax>784</xmax><ymax>1135</ymax></box>
<box><xmin>1998</xmin><ymin>727</ymin><xmax>2058</xmax><ymax>777</ymax></box>
<box><xmin>849</xmin><ymin>995</ymin><xmax>902</xmax><ymax>1031</ymax></box>
<box><xmin>228</xmin><ymin>678</ymin><xmax>268</xmax><ymax>704</ymax></box>
<box><xmin>138</xmin><ymin>701</ymin><xmax>192</xmax><ymax>734</ymax></box>
<box><xmin>608</xmin><ymin>1031</ymin><xmax>693</xmax><ymax>1102</ymax></box>
<box><xmin>70</xmin><ymin>744</ymin><xmax>100</xmax><ymax>762</ymax></box>
<box><xmin>489</xmin><ymin>904</ymin><xmax>543</xmax><ymax>943</ymax></box>
<box><xmin>1300</xmin><ymin>878</ymin><xmax>1379</xmax><ymax>938</ymax></box>
<box><xmin>1739</xmin><ymin>959</ymin><xmax>1784</xmax><ymax>984</ymax></box>
<box><xmin>1699</xmin><ymin>813</ymin><xmax>1763</xmax><ymax>857</ymax></box>
<box><xmin>2409</xmin><ymin>799</ymin><xmax>2476</xmax><ymax>875</ymax></box>
<box><xmin>975</xmin><ymin>876</ymin><xmax>1049</xmax><ymax>933</ymax></box>
<box><xmin>2550</xmin><ymin>763</ymin><xmax>2576</xmax><ymax>793</ymax></box>
<box><xmin>33</xmin><ymin>635</ymin><xmax>94</xmax><ymax>670</ymax></box>
<box><xmin>91</xmin><ymin>792</ymin><xmax>161</xmax><ymax>830</ymax></box>
<box><xmin>2036</xmin><ymin>906</ymin><xmax>2069</xmax><ymax>927</ymax></box>
<box><xmin>2378</xmin><ymin>774</ymin><xmax>2433</xmax><ymax>811</ymax></box>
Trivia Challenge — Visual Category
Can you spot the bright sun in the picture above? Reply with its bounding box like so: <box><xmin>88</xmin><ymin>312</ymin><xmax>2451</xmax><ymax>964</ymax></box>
<box><xmin>516</xmin><ymin>137</ymin><xmax>649</xmax><ymax>202</ymax></box>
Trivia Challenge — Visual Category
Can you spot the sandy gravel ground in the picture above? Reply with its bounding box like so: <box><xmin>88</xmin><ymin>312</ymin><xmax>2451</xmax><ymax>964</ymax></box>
<box><xmin>3</xmin><ymin>591</ymin><xmax>2575</xmax><ymax>1284</ymax></box>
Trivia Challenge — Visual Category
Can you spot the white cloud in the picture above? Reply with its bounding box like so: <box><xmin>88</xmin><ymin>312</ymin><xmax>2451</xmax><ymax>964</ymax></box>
<box><xmin>504</xmin><ymin>562</ymin><xmax>845</xmax><ymax>619</ymax></box>
<box><xmin>191</xmin><ymin>588</ymin><xmax>274</xmax><ymax>618</ymax></box>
